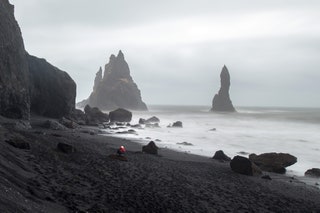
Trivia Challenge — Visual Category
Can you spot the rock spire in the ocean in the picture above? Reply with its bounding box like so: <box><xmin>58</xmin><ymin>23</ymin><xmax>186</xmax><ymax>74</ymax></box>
<box><xmin>78</xmin><ymin>50</ymin><xmax>148</xmax><ymax>111</ymax></box>
<box><xmin>211</xmin><ymin>65</ymin><xmax>235</xmax><ymax>112</ymax></box>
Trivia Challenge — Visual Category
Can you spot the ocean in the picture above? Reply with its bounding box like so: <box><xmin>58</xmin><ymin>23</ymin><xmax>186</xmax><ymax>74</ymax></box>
<box><xmin>105</xmin><ymin>105</ymin><xmax>320</xmax><ymax>183</ymax></box>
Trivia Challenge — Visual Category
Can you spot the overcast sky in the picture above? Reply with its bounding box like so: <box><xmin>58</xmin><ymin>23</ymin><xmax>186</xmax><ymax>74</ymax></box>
<box><xmin>10</xmin><ymin>0</ymin><xmax>320</xmax><ymax>107</ymax></box>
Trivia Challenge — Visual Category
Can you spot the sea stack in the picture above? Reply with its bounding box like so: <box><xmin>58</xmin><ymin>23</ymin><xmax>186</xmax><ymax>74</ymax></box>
<box><xmin>211</xmin><ymin>65</ymin><xmax>235</xmax><ymax>112</ymax></box>
<box><xmin>78</xmin><ymin>51</ymin><xmax>148</xmax><ymax>111</ymax></box>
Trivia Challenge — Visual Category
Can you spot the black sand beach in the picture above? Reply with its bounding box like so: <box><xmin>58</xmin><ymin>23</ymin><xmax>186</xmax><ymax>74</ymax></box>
<box><xmin>0</xmin><ymin>117</ymin><xmax>320</xmax><ymax>212</ymax></box>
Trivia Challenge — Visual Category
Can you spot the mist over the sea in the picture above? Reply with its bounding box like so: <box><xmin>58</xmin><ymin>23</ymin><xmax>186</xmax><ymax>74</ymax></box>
<box><xmin>109</xmin><ymin>105</ymin><xmax>320</xmax><ymax>177</ymax></box>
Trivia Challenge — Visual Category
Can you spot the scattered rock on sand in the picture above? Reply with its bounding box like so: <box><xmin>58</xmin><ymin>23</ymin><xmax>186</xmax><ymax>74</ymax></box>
<box><xmin>305</xmin><ymin>168</ymin><xmax>320</xmax><ymax>178</ymax></box>
<box><xmin>59</xmin><ymin>117</ymin><xmax>78</xmax><ymax>129</ymax></box>
<box><xmin>146</xmin><ymin>116</ymin><xmax>160</xmax><ymax>124</ymax></box>
<box><xmin>209</xmin><ymin>128</ymin><xmax>217</xmax><ymax>131</ymax></box>
<box><xmin>57</xmin><ymin>142</ymin><xmax>75</xmax><ymax>154</ymax></box>
<box><xmin>249</xmin><ymin>152</ymin><xmax>297</xmax><ymax>174</ymax></box>
<box><xmin>109</xmin><ymin>108</ymin><xmax>132</xmax><ymax>122</ymax></box>
<box><xmin>84</xmin><ymin>105</ymin><xmax>109</xmax><ymax>125</ymax></box>
<box><xmin>139</xmin><ymin>118</ymin><xmax>146</xmax><ymax>124</ymax></box>
<box><xmin>261</xmin><ymin>175</ymin><xmax>272</xmax><ymax>180</ymax></box>
<box><xmin>142</xmin><ymin>141</ymin><xmax>158</xmax><ymax>155</ymax></box>
<box><xmin>230</xmin><ymin>155</ymin><xmax>262</xmax><ymax>176</ymax></box>
<box><xmin>212</xmin><ymin>150</ymin><xmax>231</xmax><ymax>161</ymax></box>
<box><xmin>5</xmin><ymin>138</ymin><xmax>30</xmax><ymax>150</ymax></box>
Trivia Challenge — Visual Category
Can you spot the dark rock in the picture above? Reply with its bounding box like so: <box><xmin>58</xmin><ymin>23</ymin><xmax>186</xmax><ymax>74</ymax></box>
<box><xmin>142</xmin><ymin>141</ymin><xmax>158</xmax><ymax>155</ymax></box>
<box><xmin>28</xmin><ymin>54</ymin><xmax>76</xmax><ymax>118</ymax></box>
<box><xmin>77</xmin><ymin>50</ymin><xmax>148</xmax><ymax>111</ymax></box>
<box><xmin>109</xmin><ymin>108</ymin><xmax>132</xmax><ymax>122</ymax></box>
<box><xmin>177</xmin><ymin>142</ymin><xmax>193</xmax><ymax>146</ymax></box>
<box><xmin>139</xmin><ymin>118</ymin><xmax>146</xmax><ymax>124</ymax></box>
<box><xmin>84</xmin><ymin>105</ymin><xmax>109</xmax><ymax>125</ymax></box>
<box><xmin>14</xmin><ymin>120</ymin><xmax>32</xmax><ymax>130</ymax></box>
<box><xmin>59</xmin><ymin>117</ymin><xmax>78</xmax><ymax>129</ymax></box>
<box><xmin>172</xmin><ymin>121</ymin><xmax>183</xmax><ymax>128</ymax></box>
<box><xmin>212</xmin><ymin>150</ymin><xmax>231</xmax><ymax>161</ymax></box>
<box><xmin>211</xmin><ymin>65</ymin><xmax>235</xmax><ymax>112</ymax></box>
<box><xmin>209</xmin><ymin>128</ymin><xmax>217</xmax><ymax>131</ymax></box>
<box><xmin>261</xmin><ymin>175</ymin><xmax>272</xmax><ymax>180</ymax></box>
<box><xmin>146</xmin><ymin>116</ymin><xmax>160</xmax><ymax>124</ymax></box>
<box><xmin>230</xmin><ymin>155</ymin><xmax>262</xmax><ymax>176</ymax></box>
<box><xmin>249</xmin><ymin>152</ymin><xmax>297</xmax><ymax>174</ymax></box>
<box><xmin>42</xmin><ymin>120</ymin><xmax>67</xmax><ymax>130</ymax></box>
<box><xmin>305</xmin><ymin>168</ymin><xmax>320</xmax><ymax>178</ymax></box>
<box><xmin>0</xmin><ymin>0</ymin><xmax>30</xmax><ymax>119</ymax></box>
<box><xmin>69</xmin><ymin>109</ymin><xmax>86</xmax><ymax>125</ymax></box>
<box><xmin>5</xmin><ymin>138</ymin><xmax>30</xmax><ymax>150</ymax></box>
<box><xmin>57</xmin><ymin>142</ymin><xmax>75</xmax><ymax>154</ymax></box>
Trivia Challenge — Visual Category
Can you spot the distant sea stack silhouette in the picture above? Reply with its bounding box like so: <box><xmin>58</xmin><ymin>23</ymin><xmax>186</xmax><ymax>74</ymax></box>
<box><xmin>78</xmin><ymin>50</ymin><xmax>148</xmax><ymax>111</ymax></box>
<box><xmin>211</xmin><ymin>65</ymin><xmax>235</xmax><ymax>112</ymax></box>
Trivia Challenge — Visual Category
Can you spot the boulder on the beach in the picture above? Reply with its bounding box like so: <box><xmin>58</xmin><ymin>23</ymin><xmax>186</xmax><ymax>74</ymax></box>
<box><xmin>212</xmin><ymin>150</ymin><xmax>231</xmax><ymax>162</ymax></box>
<box><xmin>139</xmin><ymin>118</ymin><xmax>146</xmax><ymax>124</ymax></box>
<box><xmin>5</xmin><ymin>138</ymin><xmax>30</xmax><ymax>150</ymax></box>
<box><xmin>305</xmin><ymin>168</ymin><xmax>320</xmax><ymax>178</ymax></box>
<box><xmin>142</xmin><ymin>141</ymin><xmax>158</xmax><ymax>155</ymax></box>
<box><xmin>249</xmin><ymin>152</ymin><xmax>297</xmax><ymax>174</ymax></box>
<box><xmin>230</xmin><ymin>155</ymin><xmax>262</xmax><ymax>176</ymax></box>
<box><xmin>42</xmin><ymin>120</ymin><xmax>67</xmax><ymax>130</ymax></box>
<box><xmin>59</xmin><ymin>117</ymin><xmax>78</xmax><ymax>129</ymax></box>
<box><xmin>172</xmin><ymin>121</ymin><xmax>183</xmax><ymax>128</ymax></box>
<box><xmin>69</xmin><ymin>109</ymin><xmax>86</xmax><ymax>125</ymax></box>
<box><xmin>84</xmin><ymin>105</ymin><xmax>109</xmax><ymax>125</ymax></box>
<box><xmin>109</xmin><ymin>108</ymin><xmax>132</xmax><ymax>122</ymax></box>
<box><xmin>57</xmin><ymin>142</ymin><xmax>75</xmax><ymax>154</ymax></box>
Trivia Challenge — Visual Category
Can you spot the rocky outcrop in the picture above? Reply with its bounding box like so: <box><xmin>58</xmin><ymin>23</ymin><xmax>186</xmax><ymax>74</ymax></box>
<box><xmin>0</xmin><ymin>1</ymin><xmax>30</xmax><ymax>119</ymax></box>
<box><xmin>171</xmin><ymin>121</ymin><xmax>183</xmax><ymax>128</ymax></box>
<box><xmin>305</xmin><ymin>168</ymin><xmax>320</xmax><ymax>178</ymax></box>
<box><xmin>84</xmin><ymin>105</ymin><xmax>109</xmax><ymax>125</ymax></box>
<box><xmin>211</xmin><ymin>65</ymin><xmax>235</xmax><ymax>112</ymax></box>
<box><xmin>28</xmin><ymin>54</ymin><xmax>76</xmax><ymax>118</ymax></box>
<box><xmin>230</xmin><ymin>156</ymin><xmax>262</xmax><ymax>176</ymax></box>
<box><xmin>0</xmin><ymin>1</ymin><xmax>76</xmax><ymax>120</ymax></box>
<box><xmin>212</xmin><ymin>150</ymin><xmax>231</xmax><ymax>162</ymax></box>
<box><xmin>249</xmin><ymin>153</ymin><xmax>297</xmax><ymax>174</ymax></box>
<box><xmin>79</xmin><ymin>51</ymin><xmax>148</xmax><ymax>111</ymax></box>
<box><xmin>142</xmin><ymin>141</ymin><xmax>158</xmax><ymax>155</ymax></box>
<box><xmin>109</xmin><ymin>108</ymin><xmax>132</xmax><ymax>122</ymax></box>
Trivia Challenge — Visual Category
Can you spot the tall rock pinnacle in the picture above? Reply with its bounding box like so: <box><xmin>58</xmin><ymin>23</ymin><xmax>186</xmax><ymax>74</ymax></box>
<box><xmin>79</xmin><ymin>50</ymin><xmax>148</xmax><ymax>111</ymax></box>
<box><xmin>211</xmin><ymin>65</ymin><xmax>235</xmax><ymax>112</ymax></box>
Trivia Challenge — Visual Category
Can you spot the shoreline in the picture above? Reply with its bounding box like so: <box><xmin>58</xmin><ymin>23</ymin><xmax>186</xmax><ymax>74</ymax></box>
<box><xmin>0</xmin><ymin>118</ymin><xmax>320</xmax><ymax>212</ymax></box>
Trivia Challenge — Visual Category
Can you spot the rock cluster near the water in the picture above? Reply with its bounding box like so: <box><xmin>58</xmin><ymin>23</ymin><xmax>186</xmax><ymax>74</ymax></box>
<box><xmin>211</xmin><ymin>65</ymin><xmax>235</xmax><ymax>112</ymax></box>
<box><xmin>78</xmin><ymin>51</ymin><xmax>148</xmax><ymax>111</ymax></box>
<box><xmin>0</xmin><ymin>0</ymin><xmax>76</xmax><ymax>120</ymax></box>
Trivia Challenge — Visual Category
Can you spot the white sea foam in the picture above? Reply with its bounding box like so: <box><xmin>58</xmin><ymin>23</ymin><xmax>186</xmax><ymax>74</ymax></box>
<box><xmin>105</xmin><ymin>105</ymin><xmax>320</xmax><ymax>180</ymax></box>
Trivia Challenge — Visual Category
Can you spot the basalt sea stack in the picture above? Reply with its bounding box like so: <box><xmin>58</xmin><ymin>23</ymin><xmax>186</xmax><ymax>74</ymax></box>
<box><xmin>78</xmin><ymin>51</ymin><xmax>147</xmax><ymax>111</ymax></box>
<box><xmin>211</xmin><ymin>65</ymin><xmax>235</xmax><ymax>112</ymax></box>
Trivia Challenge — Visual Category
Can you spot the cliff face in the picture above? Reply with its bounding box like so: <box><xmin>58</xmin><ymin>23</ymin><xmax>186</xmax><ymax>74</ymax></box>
<box><xmin>211</xmin><ymin>65</ymin><xmax>235</xmax><ymax>112</ymax></box>
<box><xmin>0</xmin><ymin>0</ymin><xmax>30</xmax><ymax>119</ymax></box>
<box><xmin>0</xmin><ymin>0</ymin><xmax>76</xmax><ymax>119</ymax></box>
<box><xmin>28</xmin><ymin>54</ymin><xmax>76</xmax><ymax>118</ymax></box>
<box><xmin>82</xmin><ymin>51</ymin><xmax>148</xmax><ymax>111</ymax></box>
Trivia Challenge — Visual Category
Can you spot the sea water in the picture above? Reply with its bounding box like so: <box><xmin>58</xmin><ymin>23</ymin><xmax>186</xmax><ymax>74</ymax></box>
<box><xmin>106</xmin><ymin>105</ymin><xmax>320</xmax><ymax>180</ymax></box>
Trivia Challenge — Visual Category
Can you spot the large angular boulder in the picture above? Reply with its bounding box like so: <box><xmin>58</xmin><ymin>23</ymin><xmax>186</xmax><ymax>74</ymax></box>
<box><xmin>84</xmin><ymin>105</ymin><xmax>109</xmax><ymax>125</ymax></box>
<box><xmin>0</xmin><ymin>0</ymin><xmax>30</xmax><ymax>119</ymax></box>
<box><xmin>142</xmin><ymin>141</ymin><xmax>158</xmax><ymax>155</ymax></box>
<box><xmin>211</xmin><ymin>65</ymin><xmax>235</xmax><ymax>112</ymax></box>
<box><xmin>78</xmin><ymin>51</ymin><xmax>148</xmax><ymax>111</ymax></box>
<box><xmin>172</xmin><ymin>121</ymin><xmax>183</xmax><ymax>128</ymax></box>
<box><xmin>5</xmin><ymin>138</ymin><xmax>30</xmax><ymax>150</ymax></box>
<box><xmin>109</xmin><ymin>108</ymin><xmax>132</xmax><ymax>122</ymax></box>
<box><xmin>57</xmin><ymin>142</ymin><xmax>75</xmax><ymax>154</ymax></box>
<box><xmin>230</xmin><ymin>156</ymin><xmax>262</xmax><ymax>176</ymax></box>
<box><xmin>28</xmin><ymin>54</ymin><xmax>76</xmax><ymax>118</ymax></box>
<box><xmin>249</xmin><ymin>152</ymin><xmax>297</xmax><ymax>174</ymax></box>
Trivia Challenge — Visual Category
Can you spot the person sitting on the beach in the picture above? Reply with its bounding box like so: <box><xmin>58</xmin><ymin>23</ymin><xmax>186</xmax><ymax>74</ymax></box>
<box><xmin>117</xmin><ymin>146</ymin><xmax>126</xmax><ymax>156</ymax></box>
